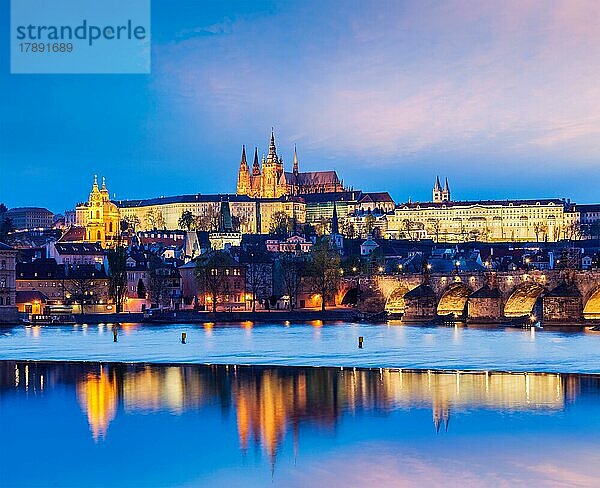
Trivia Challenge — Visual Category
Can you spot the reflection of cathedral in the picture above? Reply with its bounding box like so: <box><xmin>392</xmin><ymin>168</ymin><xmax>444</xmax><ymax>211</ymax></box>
<box><xmin>5</xmin><ymin>362</ymin><xmax>582</xmax><ymax>456</ymax></box>
<box><xmin>237</xmin><ymin>130</ymin><xmax>344</xmax><ymax>198</ymax></box>
<box><xmin>76</xmin><ymin>367</ymin><xmax>118</xmax><ymax>441</ymax></box>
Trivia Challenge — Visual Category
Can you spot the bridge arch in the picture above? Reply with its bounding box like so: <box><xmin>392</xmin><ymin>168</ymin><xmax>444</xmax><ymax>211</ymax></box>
<box><xmin>437</xmin><ymin>283</ymin><xmax>472</xmax><ymax>316</ymax></box>
<box><xmin>504</xmin><ymin>283</ymin><xmax>546</xmax><ymax>318</ymax></box>
<box><xmin>341</xmin><ymin>287</ymin><xmax>359</xmax><ymax>306</ymax></box>
<box><xmin>583</xmin><ymin>285</ymin><xmax>600</xmax><ymax>320</ymax></box>
<box><xmin>385</xmin><ymin>284</ymin><xmax>410</xmax><ymax>314</ymax></box>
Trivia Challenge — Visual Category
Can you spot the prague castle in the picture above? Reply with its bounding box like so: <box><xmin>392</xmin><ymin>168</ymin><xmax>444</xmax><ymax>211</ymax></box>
<box><xmin>236</xmin><ymin>130</ymin><xmax>343</xmax><ymax>198</ymax></box>
<box><xmin>386</xmin><ymin>177</ymin><xmax>581</xmax><ymax>242</ymax></box>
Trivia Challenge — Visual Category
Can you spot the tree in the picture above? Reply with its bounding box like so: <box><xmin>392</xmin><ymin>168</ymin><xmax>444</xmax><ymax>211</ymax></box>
<box><xmin>279</xmin><ymin>253</ymin><xmax>305</xmax><ymax>310</ymax></box>
<box><xmin>195</xmin><ymin>252</ymin><xmax>231</xmax><ymax>312</ymax></box>
<box><xmin>178</xmin><ymin>210</ymin><xmax>196</xmax><ymax>231</ymax></box>
<box><xmin>314</xmin><ymin>217</ymin><xmax>330</xmax><ymax>236</ymax></box>
<box><xmin>533</xmin><ymin>222</ymin><xmax>547</xmax><ymax>243</ymax></box>
<box><xmin>428</xmin><ymin>218</ymin><xmax>442</xmax><ymax>242</ymax></box>
<box><xmin>196</xmin><ymin>205</ymin><xmax>220</xmax><ymax>232</ymax></box>
<box><xmin>364</xmin><ymin>214</ymin><xmax>376</xmax><ymax>236</ymax></box>
<box><xmin>147</xmin><ymin>257</ymin><xmax>169</xmax><ymax>308</ymax></box>
<box><xmin>107</xmin><ymin>245</ymin><xmax>128</xmax><ymax>313</ymax></box>
<box><xmin>269</xmin><ymin>211</ymin><xmax>294</xmax><ymax>236</ymax></box>
<box><xmin>0</xmin><ymin>216</ymin><xmax>14</xmax><ymax>243</ymax></box>
<box><xmin>246</xmin><ymin>250</ymin><xmax>271</xmax><ymax>312</ymax></box>
<box><xmin>344</xmin><ymin>222</ymin><xmax>356</xmax><ymax>239</ymax></box>
<box><xmin>136</xmin><ymin>278</ymin><xmax>147</xmax><ymax>299</ymax></box>
<box><xmin>146</xmin><ymin>209</ymin><xmax>165</xmax><ymax>230</ymax></box>
<box><xmin>307</xmin><ymin>238</ymin><xmax>341</xmax><ymax>311</ymax></box>
<box><xmin>124</xmin><ymin>215</ymin><xmax>141</xmax><ymax>231</ymax></box>
<box><xmin>64</xmin><ymin>275</ymin><xmax>99</xmax><ymax>314</ymax></box>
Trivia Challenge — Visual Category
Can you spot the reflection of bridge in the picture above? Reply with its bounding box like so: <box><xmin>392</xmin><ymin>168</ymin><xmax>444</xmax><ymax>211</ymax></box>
<box><xmin>338</xmin><ymin>270</ymin><xmax>600</xmax><ymax>323</ymax></box>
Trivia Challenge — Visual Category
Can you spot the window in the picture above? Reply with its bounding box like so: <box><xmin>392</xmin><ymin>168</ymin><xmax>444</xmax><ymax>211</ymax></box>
<box><xmin>1</xmin><ymin>260</ymin><xmax>5</xmax><ymax>269</ymax></box>
<box><xmin>5</xmin><ymin>297</ymin><xmax>9</xmax><ymax>305</ymax></box>
<box><xmin>0</xmin><ymin>297</ymin><xmax>3</xmax><ymax>305</ymax></box>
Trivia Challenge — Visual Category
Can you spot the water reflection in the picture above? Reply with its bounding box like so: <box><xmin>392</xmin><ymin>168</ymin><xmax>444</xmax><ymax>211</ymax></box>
<box><xmin>2</xmin><ymin>361</ymin><xmax>597</xmax><ymax>455</ymax></box>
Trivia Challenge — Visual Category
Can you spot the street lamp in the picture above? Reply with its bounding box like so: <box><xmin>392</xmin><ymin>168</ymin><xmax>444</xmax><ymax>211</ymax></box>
<box><xmin>378</xmin><ymin>266</ymin><xmax>384</xmax><ymax>273</ymax></box>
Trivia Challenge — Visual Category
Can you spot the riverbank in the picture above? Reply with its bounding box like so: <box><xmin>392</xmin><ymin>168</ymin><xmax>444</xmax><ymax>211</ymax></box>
<box><xmin>143</xmin><ymin>309</ymin><xmax>356</xmax><ymax>324</ymax></box>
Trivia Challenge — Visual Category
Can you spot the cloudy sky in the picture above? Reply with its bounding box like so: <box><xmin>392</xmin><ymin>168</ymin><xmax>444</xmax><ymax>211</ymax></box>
<box><xmin>2</xmin><ymin>0</ymin><xmax>600</xmax><ymax>212</ymax></box>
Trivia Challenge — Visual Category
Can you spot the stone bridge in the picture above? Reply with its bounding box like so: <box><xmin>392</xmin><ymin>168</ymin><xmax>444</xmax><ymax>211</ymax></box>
<box><xmin>337</xmin><ymin>270</ymin><xmax>600</xmax><ymax>324</ymax></box>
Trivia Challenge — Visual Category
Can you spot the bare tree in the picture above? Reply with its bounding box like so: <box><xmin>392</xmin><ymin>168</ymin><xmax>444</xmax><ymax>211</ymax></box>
<box><xmin>307</xmin><ymin>238</ymin><xmax>341</xmax><ymax>311</ymax></box>
<box><xmin>147</xmin><ymin>258</ymin><xmax>169</xmax><ymax>308</ymax></box>
<box><xmin>279</xmin><ymin>253</ymin><xmax>305</xmax><ymax>310</ymax></box>
<box><xmin>195</xmin><ymin>252</ymin><xmax>231</xmax><ymax>312</ymax></box>
<box><xmin>196</xmin><ymin>205</ymin><xmax>220</xmax><ymax>232</ymax></box>
<box><xmin>246</xmin><ymin>251</ymin><xmax>271</xmax><ymax>312</ymax></box>
<box><xmin>146</xmin><ymin>209</ymin><xmax>165</xmax><ymax>230</ymax></box>
<box><xmin>269</xmin><ymin>211</ymin><xmax>294</xmax><ymax>236</ymax></box>
<box><xmin>533</xmin><ymin>222</ymin><xmax>547</xmax><ymax>243</ymax></box>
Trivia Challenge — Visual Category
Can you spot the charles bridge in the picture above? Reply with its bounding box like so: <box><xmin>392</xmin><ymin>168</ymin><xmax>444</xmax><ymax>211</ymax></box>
<box><xmin>337</xmin><ymin>269</ymin><xmax>600</xmax><ymax>324</ymax></box>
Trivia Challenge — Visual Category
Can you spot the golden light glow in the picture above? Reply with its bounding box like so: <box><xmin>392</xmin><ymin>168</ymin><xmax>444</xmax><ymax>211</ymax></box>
<box><xmin>77</xmin><ymin>368</ymin><xmax>118</xmax><ymax>441</ymax></box>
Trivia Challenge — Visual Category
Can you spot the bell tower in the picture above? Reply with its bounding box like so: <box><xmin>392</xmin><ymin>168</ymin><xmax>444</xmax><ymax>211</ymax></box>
<box><xmin>236</xmin><ymin>145</ymin><xmax>251</xmax><ymax>196</ymax></box>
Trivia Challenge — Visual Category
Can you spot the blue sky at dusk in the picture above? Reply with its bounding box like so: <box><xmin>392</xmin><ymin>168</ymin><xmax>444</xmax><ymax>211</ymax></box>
<box><xmin>1</xmin><ymin>0</ymin><xmax>600</xmax><ymax>213</ymax></box>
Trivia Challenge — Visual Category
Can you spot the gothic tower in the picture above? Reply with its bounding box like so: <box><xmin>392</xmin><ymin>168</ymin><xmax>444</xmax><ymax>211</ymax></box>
<box><xmin>252</xmin><ymin>147</ymin><xmax>260</xmax><ymax>176</ymax></box>
<box><xmin>260</xmin><ymin>129</ymin><xmax>280</xmax><ymax>198</ymax></box>
<box><xmin>236</xmin><ymin>145</ymin><xmax>251</xmax><ymax>196</ymax></box>
<box><xmin>442</xmin><ymin>177</ymin><xmax>451</xmax><ymax>202</ymax></box>
<box><xmin>293</xmin><ymin>144</ymin><xmax>299</xmax><ymax>175</ymax></box>
<box><xmin>433</xmin><ymin>176</ymin><xmax>443</xmax><ymax>203</ymax></box>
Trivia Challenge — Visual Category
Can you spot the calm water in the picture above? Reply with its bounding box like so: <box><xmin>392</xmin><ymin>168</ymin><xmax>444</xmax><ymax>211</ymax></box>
<box><xmin>1</xmin><ymin>361</ymin><xmax>600</xmax><ymax>487</ymax></box>
<box><xmin>0</xmin><ymin>322</ymin><xmax>600</xmax><ymax>373</ymax></box>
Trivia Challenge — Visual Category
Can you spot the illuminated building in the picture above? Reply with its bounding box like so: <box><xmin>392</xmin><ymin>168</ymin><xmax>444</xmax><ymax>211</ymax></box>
<box><xmin>386</xmin><ymin>177</ymin><xmax>580</xmax><ymax>242</ymax></box>
<box><xmin>3</xmin><ymin>207</ymin><xmax>54</xmax><ymax>230</ymax></box>
<box><xmin>236</xmin><ymin>130</ymin><xmax>344</xmax><ymax>198</ymax></box>
<box><xmin>75</xmin><ymin>176</ymin><xmax>121</xmax><ymax>246</ymax></box>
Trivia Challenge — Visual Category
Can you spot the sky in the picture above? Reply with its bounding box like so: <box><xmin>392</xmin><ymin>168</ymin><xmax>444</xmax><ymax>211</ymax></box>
<box><xmin>1</xmin><ymin>0</ymin><xmax>600</xmax><ymax>213</ymax></box>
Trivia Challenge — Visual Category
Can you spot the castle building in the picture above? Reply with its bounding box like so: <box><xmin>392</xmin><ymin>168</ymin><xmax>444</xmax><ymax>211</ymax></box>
<box><xmin>75</xmin><ymin>176</ymin><xmax>121</xmax><ymax>246</ymax></box>
<box><xmin>386</xmin><ymin>177</ymin><xmax>579</xmax><ymax>242</ymax></box>
<box><xmin>4</xmin><ymin>207</ymin><xmax>54</xmax><ymax>230</ymax></box>
<box><xmin>236</xmin><ymin>130</ymin><xmax>343</xmax><ymax>198</ymax></box>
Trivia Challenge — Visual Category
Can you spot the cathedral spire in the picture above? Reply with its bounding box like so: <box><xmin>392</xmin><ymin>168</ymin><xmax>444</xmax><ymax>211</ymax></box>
<box><xmin>252</xmin><ymin>147</ymin><xmax>261</xmax><ymax>175</ymax></box>
<box><xmin>101</xmin><ymin>176</ymin><xmax>107</xmax><ymax>191</ymax></box>
<box><xmin>293</xmin><ymin>144</ymin><xmax>299</xmax><ymax>175</ymax></box>
<box><xmin>92</xmin><ymin>175</ymin><xmax>99</xmax><ymax>192</ymax></box>
<box><xmin>434</xmin><ymin>176</ymin><xmax>441</xmax><ymax>191</ymax></box>
<box><xmin>241</xmin><ymin>145</ymin><xmax>247</xmax><ymax>165</ymax></box>
<box><xmin>331</xmin><ymin>200</ymin><xmax>339</xmax><ymax>235</ymax></box>
<box><xmin>443</xmin><ymin>177</ymin><xmax>450</xmax><ymax>192</ymax></box>
<box><xmin>267</xmin><ymin>128</ymin><xmax>277</xmax><ymax>160</ymax></box>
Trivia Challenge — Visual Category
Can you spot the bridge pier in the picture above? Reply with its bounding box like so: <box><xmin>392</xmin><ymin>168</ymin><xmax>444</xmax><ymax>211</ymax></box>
<box><xmin>467</xmin><ymin>285</ymin><xmax>503</xmax><ymax>323</ymax></box>
<box><xmin>542</xmin><ymin>282</ymin><xmax>583</xmax><ymax>324</ymax></box>
<box><xmin>402</xmin><ymin>284</ymin><xmax>437</xmax><ymax>322</ymax></box>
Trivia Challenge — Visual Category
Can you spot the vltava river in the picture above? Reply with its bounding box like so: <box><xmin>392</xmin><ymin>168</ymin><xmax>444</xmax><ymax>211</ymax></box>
<box><xmin>1</xmin><ymin>361</ymin><xmax>599</xmax><ymax>487</ymax></box>
<box><xmin>1</xmin><ymin>321</ymin><xmax>600</xmax><ymax>372</ymax></box>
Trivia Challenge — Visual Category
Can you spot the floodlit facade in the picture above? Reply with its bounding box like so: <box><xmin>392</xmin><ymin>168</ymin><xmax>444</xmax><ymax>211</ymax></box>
<box><xmin>386</xmin><ymin>178</ymin><xmax>579</xmax><ymax>243</ymax></box>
